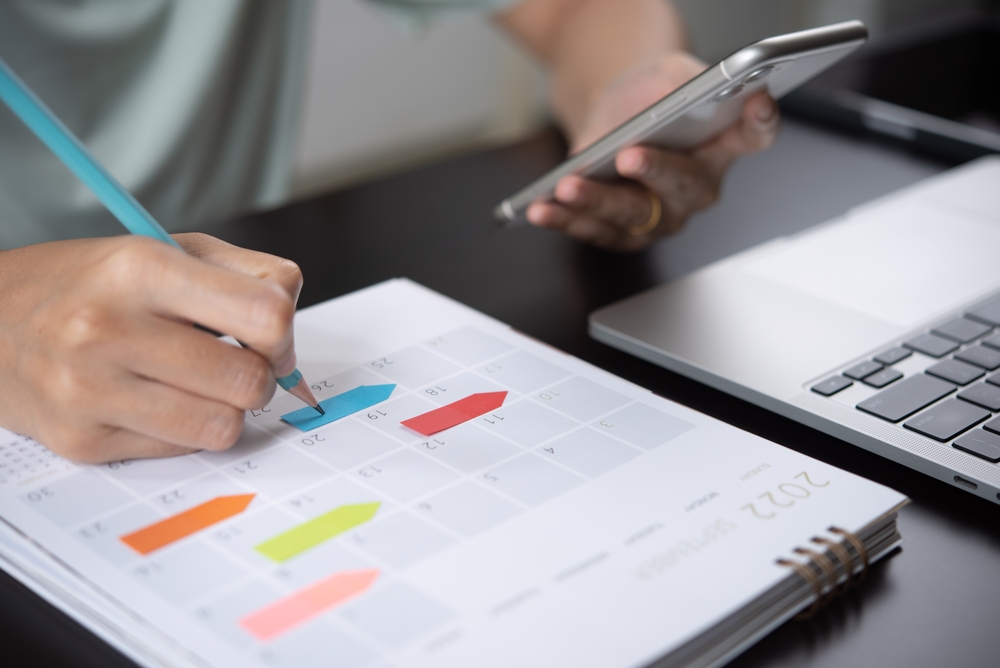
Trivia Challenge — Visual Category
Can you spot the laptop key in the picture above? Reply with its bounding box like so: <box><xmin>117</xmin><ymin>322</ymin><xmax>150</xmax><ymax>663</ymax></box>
<box><xmin>863</xmin><ymin>368</ymin><xmax>903</xmax><ymax>388</ymax></box>
<box><xmin>932</xmin><ymin>317</ymin><xmax>992</xmax><ymax>343</ymax></box>
<box><xmin>953</xmin><ymin>430</ymin><xmax>1000</xmax><ymax>463</ymax></box>
<box><xmin>857</xmin><ymin>374</ymin><xmax>955</xmax><ymax>422</ymax></box>
<box><xmin>844</xmin><ymin>360</ymin><xmax>883</xmax><ymax>380</ymax></box>
<box><xmin>985</xmin><ymin>416</ymin><xmax>1000</xmax><ymax>435</ymax></box>
<box><xmin>874</xmin><ymin>347</ymin><xmax>912</xmax><ymax>365</ymax></box>
<box><xmin>904</xmin><ymin>399</ymin><xmax>990</xmax><ymax>442</ymax></box>
<box><xmin>958</xmin><ymin>383</ymin><xmax>1000</xmax><ymax>412</ymax></box>
<box><xmin>967</xmin><ymin>296</ymin><xmax>1000</xmax><ymax>327</ymax></box>
<box><xmin>903</xmin><ymin>333</ymin><xmax>959</xmax><ymax>358</ymax></box>
<box><xmin>925</xmin><ymin>359</ymin><xmax>985</xmax><ymax>386</ymax></box>
<box><xmin>955</xmin><ymin>345</ymin><xmax>1000</xmax><ymax>371</ymax></box>
<box><xmin>989</xmin><ymin>372</ymin><xmax>1000</xmax><ymax>387</ymax></box>
<box><xmin>983</xmin><ymin>334</ymin><xmax>1000</xmax><ymax>351</ymax></box>
<box><xmin>811</xmin><ymin>376</ymin><xmax>852</xmax><ymax>396</ymax></box>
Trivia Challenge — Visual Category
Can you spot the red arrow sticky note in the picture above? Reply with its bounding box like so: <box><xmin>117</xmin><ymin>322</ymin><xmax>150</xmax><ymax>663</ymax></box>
<box><xmin>402</xmin><ymin>391</ymin><xmax>507</xmax><ymax>435</ymax></box>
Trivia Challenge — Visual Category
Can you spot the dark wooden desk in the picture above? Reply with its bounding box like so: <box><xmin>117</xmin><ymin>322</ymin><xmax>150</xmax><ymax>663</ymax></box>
<box><xmin>5</xmin><ymin>120</ymin><xmax>1000</xmax><ymax>667</ymax></box>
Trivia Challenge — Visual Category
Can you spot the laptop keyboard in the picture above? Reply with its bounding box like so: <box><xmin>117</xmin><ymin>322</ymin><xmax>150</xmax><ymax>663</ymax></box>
<box><xmin>811</xmin><ymin>294</ymin><xmax>1000</xmax><ymax>463</ymax></box>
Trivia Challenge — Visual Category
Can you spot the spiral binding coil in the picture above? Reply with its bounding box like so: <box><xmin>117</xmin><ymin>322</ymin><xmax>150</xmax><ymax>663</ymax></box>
<box><xmin>777</xmin><ymin>526</ymin><xmax>870</xmax><ymax>620</ymax></box>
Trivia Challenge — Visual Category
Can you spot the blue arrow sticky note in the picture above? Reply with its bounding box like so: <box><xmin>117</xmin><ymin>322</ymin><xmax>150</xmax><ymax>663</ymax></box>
<box><xmin>280</xmin><ymin>384</ymin><xmax>396</xmax><ymax>432</ymax></box>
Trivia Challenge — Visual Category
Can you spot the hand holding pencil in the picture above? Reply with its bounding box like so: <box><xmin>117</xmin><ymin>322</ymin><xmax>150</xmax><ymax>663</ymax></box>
<box><xmin>0</xmin><ymin>56</ymin><xmax>321</xmax><ymax>463</ymax></box>
<box><xmin>0</xmin><ymin>234</ymin><xmax>307</xmax><ymax>462</ymax></box>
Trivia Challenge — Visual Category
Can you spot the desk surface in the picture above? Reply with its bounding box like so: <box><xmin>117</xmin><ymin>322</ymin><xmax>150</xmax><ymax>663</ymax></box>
<box><xmin>5</xmin><ymin>119</ymin><xmax>1000</xmax><ymax>667</ymax></box>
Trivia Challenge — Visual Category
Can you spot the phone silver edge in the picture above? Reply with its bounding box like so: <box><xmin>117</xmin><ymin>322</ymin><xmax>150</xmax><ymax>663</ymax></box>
<box><xmin>494</xmin><ymin>20</ymin><xmax>868</xmax><ymax>226</ymax></box>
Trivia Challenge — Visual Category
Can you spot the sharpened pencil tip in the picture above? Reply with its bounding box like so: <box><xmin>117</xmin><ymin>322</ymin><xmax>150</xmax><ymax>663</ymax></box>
<box><xmin>283</xmin><ymin>372</ymin><xmax>323</xmax><ymax>415</ymax></box>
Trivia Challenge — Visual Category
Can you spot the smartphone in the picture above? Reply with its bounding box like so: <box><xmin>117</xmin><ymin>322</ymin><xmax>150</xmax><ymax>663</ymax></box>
<box><xmin>494</xmin><ymin>21</ymin><xmax>869</xmax><ymax>225</ymax></box>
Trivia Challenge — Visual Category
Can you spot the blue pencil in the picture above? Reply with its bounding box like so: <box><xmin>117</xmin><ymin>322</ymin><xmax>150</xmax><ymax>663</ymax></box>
<box><xmin>0</xmin><ymin>57</ymin><xmax>322</xmax><ymax>415</ymax></box>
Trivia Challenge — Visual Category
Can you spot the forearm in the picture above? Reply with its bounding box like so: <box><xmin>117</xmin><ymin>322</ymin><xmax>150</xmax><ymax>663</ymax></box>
<box><xmin>497</xmin><ymin>0</ymin><xmax>688</xmax><ymax>140</ymax></box>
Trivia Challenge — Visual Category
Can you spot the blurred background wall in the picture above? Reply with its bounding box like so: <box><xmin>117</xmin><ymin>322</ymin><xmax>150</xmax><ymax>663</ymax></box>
<box><xmin>291</xmin><ymin>0</ymin><xmax>986</xmax><ymax>197</ymax></box>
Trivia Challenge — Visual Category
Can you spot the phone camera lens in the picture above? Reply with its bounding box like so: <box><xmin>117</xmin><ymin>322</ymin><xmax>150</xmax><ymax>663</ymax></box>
<box><xmin>744</xmin><ymin>65</ymin><xmax>774</xmax><ymax>83</ymax></box>
<box><xmin>714</xmin><ymin>84</ymin><xmax>744</xmax><ymax>101</ymax></box>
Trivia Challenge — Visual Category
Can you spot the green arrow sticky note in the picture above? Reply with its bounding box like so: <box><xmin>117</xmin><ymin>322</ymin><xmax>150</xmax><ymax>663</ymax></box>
<box><xmin>256</xmin><ymin>502</ymin><xmax>381</xmax><ymax>562</ymax></box>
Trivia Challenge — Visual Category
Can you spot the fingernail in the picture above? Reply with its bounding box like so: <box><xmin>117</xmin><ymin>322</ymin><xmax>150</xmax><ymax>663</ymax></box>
<box><xmin>274</xmin><ymin>357</ymin><xmax>298</xmax><ymax>380</ymax></box>
<box><xmin>619</xmin><ymin>152</ymin><xmax>647</xmax><ymax>177</ymax></box>
<box><xmin>556</xmin><ymin>181</ymin><xmax>581</xmax><ymax>204</ymax></box>
<box><xmin>755</xmin><ymin>98</ymin><xmax>777</xmax><ymax>123</ymax></box>
<box><xmin>526</xmin><ymin>205</ymin><xmax>544</xmax><ymax>226</ymax></box>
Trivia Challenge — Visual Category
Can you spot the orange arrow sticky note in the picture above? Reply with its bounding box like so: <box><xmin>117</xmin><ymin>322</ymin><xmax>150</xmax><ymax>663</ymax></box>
<box><xmin>120</xmin><ymin>494</ymin><xmax>255</xmax><ymax>555</ymax></box>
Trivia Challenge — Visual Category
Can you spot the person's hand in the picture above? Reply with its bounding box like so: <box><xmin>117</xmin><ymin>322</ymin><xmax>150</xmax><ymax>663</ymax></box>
<box><xmin>527</xmin><ymin>52</ymin><xmax>780</xmax><ymax>251</ymax></box>
<box><xmin>0</xmin><ymin>233</ymin><xmax>303</xmax><ymax>463</ymax></box>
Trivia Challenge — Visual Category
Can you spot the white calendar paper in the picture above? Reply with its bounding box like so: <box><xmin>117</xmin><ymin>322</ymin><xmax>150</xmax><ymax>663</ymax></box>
<box><xmin>0</xmin><ymin>279</ymin><xmax>906</xmax><ymax>668</ymax></box>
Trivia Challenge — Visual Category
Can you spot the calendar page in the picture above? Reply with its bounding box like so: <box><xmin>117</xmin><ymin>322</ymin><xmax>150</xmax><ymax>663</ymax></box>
<box><xmin>0</xmin><ymin>279</ymin><xmax>906</xmax><ymax>668</ymax></box>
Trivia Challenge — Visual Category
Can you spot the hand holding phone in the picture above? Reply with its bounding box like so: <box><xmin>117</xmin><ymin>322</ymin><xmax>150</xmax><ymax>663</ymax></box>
<box><xmin>530</xmin><ymin>53</ymin><xmax>781</xmax><ymax>251</ymax></box>
<box><xmin>496</xmin><ymin>21</ymin><xmax>868</xmax><ymax>249</ymax></box>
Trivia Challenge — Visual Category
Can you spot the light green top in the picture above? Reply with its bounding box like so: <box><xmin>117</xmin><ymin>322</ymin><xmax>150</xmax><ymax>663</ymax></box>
<box><xmin>0</xmin><ymin>0</ymin><xmax>514</xmax><ymax>250</ymax></box>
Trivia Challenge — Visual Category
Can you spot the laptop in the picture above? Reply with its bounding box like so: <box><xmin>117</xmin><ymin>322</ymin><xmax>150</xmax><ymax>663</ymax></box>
<box><xmin>589</xmin><ymin>156</ymin><xmax>1000</xmax><ymax>503</ymax></box>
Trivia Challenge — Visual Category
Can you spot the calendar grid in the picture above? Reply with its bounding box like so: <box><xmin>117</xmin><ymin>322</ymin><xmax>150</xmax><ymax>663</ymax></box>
<box><xmin>5</xmin><ymin>325</ymin><xmax>698</xmax><ymax>667</ymax></box>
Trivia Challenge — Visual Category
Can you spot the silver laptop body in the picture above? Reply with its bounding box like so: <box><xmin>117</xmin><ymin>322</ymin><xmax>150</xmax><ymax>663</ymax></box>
<box><xmin>590</xmin><ymin>156</ymin><xmax>1000</xmax><ymax>504</ymax></box>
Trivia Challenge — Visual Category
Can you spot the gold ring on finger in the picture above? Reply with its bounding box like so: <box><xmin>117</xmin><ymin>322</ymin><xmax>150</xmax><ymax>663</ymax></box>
<box><xmin>629</xmin><ymin>188</ymin><xmax>662</xmax><ymax>236</ymax></box>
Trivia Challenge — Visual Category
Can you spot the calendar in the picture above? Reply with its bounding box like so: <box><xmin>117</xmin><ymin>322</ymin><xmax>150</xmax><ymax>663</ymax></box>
<box><xmin>0</xmin><ymin>434</ymin><xmax>75</xmax><ymax>486</ymax></box>
<box><xmin>0</xmin><ymin>279</ymin><xmax>906</xmax><ymax>668</ymax></box>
